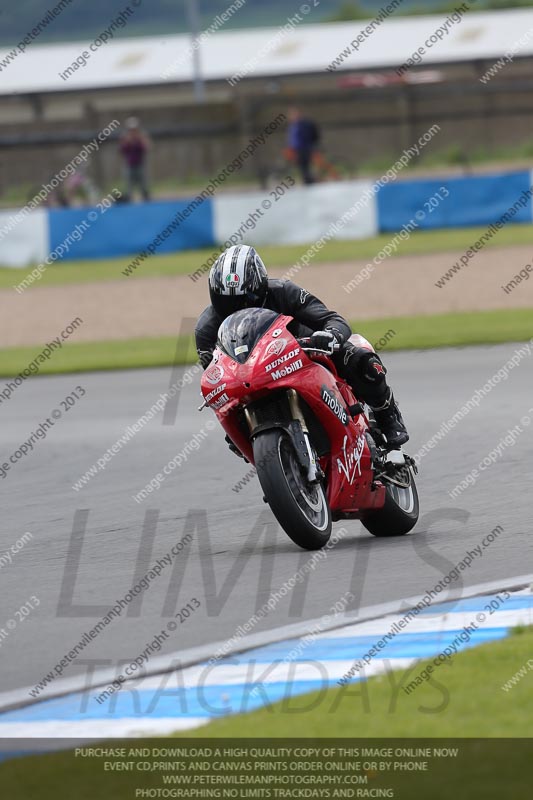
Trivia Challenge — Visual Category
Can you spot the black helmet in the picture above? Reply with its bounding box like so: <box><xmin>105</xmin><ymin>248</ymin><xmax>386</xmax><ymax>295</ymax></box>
<box><xmin>208</xmin><ymin>245</ymin><xmax>268</xmax><ymax>319</ymax></box>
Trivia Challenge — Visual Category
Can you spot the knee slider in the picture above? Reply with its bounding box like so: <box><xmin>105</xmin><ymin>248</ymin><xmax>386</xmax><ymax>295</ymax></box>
<box><xmin>361</xmin><ymin>353</ymin><xmax>387</xmax><ymax>384</ymax></box>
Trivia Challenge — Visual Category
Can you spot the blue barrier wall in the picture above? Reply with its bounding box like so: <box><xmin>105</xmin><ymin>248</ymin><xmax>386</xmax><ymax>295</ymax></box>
<box><xmin>34</xmin><ymin>169</ymin><xmax>533</xmax><ymax>267</ymax></box>
<box><xmin>377</xmin><ymin>171</ymin><xmax>533</xmax><ymax>232</ymax></box>
<box><xmin>48</xmin><ymin>198</ymin><xmax>215</xmax><ymax>261</ymax></box>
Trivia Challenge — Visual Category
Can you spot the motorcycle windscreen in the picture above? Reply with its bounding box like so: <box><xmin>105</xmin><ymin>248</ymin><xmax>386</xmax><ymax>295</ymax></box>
<box><xmin>217</xmin><ymin>308</ymin><xmax>281</xmax><ymax>364</ymax></box>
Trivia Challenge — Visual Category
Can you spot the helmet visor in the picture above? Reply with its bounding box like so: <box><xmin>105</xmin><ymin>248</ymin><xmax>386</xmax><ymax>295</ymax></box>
<box><xmin>211</xmin><ymin>292</ymin><xmax>249</xmax><ymax>319</ymax></box>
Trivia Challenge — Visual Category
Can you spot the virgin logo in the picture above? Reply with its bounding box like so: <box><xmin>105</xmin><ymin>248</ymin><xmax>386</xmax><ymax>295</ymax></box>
<box><xmin>205</xmin><ymin>364</ymin><xmax>224</xmax><ymax>385</ymax></box>
<box><xmin>337</xmin><ymin>435</ymin><xmax>365</xmax><ymax>485</ymax></box>
<box><xmin>263</xmin><ymin>337</ymin><xmax>287</xmax><ymax>359</ymax></box>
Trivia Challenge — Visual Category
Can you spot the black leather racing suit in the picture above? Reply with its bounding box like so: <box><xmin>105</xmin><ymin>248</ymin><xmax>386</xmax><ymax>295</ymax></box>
<box><xmin>194</xmin><ymin>279</ymin><xmax>390</xmax><ymax>408</ymax></box>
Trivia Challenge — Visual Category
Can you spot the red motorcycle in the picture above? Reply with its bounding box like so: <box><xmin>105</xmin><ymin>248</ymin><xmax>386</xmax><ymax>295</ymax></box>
<box><xmin>200</xmin><ymin>308</ymin><xmax>419</xmax><ymax>550</ymax></box>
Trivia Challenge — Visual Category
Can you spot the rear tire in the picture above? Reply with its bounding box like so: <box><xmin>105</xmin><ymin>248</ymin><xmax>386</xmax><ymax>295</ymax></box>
<box><xmin>361</xmin><ymin>465</ymin><xmax>419</xmax><ymax>537</ymax></box>
<box><xmin>253</xmin><ymin>429</ymin><xmax>332</xmax><ymax>550</ymax></box>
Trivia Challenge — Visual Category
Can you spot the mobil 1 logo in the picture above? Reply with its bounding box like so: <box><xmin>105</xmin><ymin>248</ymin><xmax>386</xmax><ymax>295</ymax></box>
<box><xmin>321</xmin><ymin>385</ymin><xmax>349</xmax><ymax>425</ymax></box>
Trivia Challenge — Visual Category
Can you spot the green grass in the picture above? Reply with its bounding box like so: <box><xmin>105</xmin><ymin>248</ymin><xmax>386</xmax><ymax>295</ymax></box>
<box><xmin>1</xmin><ymin>631</ymin><xmax>532</xmax><ymax>799</ymax></box>
<box><xmin>365</xmin><ymin>308</ymin><xmax>533</xmax><ymax>350</ymax></box>
<box><xmin>0</xmin><ymin>336</ymin><xmax>197</xmax><ymax>377</ymax></box>
<box><xmin>184</xmin><ymin>626</ymin><xmax>533</xmax><ymax>738</ymax></box>
<box><xmin>0</xmin><ymin>309</ymin><xmax>531</xmax><ymax>377</ymax></box>
<box><xmin>352</xmin><ymin>141</ymin><xmax>533</xmax><ymax>175</ymax></box>
<box><xmin>5</xmin><ymin>223</ymin><xmax>533</xmax><ymax>290</ymax></box>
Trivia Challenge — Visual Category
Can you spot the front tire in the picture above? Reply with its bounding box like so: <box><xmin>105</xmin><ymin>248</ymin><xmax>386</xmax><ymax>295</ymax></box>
<box><xmin>253</xmin><ymin>429</ymin><xmax>332</xmax><ymax>550</ymax></box>
<box><xmin>360</xmin><ymin>464</ymin><xmax>419</xmax><ymax>537</ymax></box>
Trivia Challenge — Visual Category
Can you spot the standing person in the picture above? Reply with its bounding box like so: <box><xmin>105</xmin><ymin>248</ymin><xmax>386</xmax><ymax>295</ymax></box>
<box><xmin>286</xmin><ymin>107</ymin><xmax>320</xmax><ymax>185</ymax></box>
<box><xmin>119</xmin><ymin>117</ymin><xmax>151</xmax><ymax>202</ymax></box>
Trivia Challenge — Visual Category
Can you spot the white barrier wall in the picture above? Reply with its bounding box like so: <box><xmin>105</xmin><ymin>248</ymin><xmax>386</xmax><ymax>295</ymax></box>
<box><xmin>0</xmin><ymin>210</ymin><xmax>48</xmax><ymax>268</ymax></box>
<box><xmin>213</xmin><ymin>180</ymin><xmax>379</xmax><ymax>247</ymax></box>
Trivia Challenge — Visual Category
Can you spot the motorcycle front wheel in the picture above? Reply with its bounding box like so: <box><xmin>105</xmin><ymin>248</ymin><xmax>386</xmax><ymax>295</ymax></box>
<box><xmin>253</xmin><ymin>429</ymin><xmax>332</xmax><ymax>550</ymax></box>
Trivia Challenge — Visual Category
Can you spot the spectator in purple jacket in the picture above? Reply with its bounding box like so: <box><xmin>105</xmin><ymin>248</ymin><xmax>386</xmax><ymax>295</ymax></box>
<box><xmin>287</xmin><ymin>107</ymin><xmax>321</xmax><ymax>185</ymax></box>
<box><xmin>120</xmin><ymin>117</ymin><xmax>151</xmax><ymax>201</ymax></box>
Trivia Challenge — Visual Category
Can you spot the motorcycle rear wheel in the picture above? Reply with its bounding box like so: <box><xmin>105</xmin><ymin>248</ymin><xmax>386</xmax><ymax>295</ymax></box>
<box><xmin>253</xmin><ymin>429</ymin><xmax>332</xmax><ymax>550</ymax></box>
<box><xmin>360</xmin><ymin>464</ymin><xmax>419</xmax><ymax>537</ymax></box>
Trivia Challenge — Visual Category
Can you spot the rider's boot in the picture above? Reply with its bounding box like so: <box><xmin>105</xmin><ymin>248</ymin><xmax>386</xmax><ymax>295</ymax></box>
<box><xmin>371</xmin><ymin>389</ymin><xmax>409</xmax><ymax>450</ymax></box>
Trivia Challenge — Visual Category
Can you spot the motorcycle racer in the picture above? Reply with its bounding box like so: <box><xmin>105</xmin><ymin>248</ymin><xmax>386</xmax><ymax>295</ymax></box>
<box><xmin>195</xmin><ymin>245</ymin><xmax>409</xmax><ymax>450</ymax></box>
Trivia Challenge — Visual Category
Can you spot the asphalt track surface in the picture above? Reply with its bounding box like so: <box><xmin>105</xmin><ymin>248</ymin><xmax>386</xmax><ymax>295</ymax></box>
<box><xmin>1</xmin><ymin>344</ymin><xmax>532</xmax><ymax>696</ymax></box>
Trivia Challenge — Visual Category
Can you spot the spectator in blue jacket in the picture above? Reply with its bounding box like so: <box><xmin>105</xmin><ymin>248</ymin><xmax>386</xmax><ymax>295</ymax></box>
<box><xmin>287</xmin><ymin>107</ymin><xmax>321</xmax><ymax>185</ymax></box>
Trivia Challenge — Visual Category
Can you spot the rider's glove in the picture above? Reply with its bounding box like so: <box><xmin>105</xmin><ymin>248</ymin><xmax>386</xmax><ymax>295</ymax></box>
<box><xmin>309</xmin><ymin>330</ymin><xmax>339</xmax><ymax>354</ymax></box>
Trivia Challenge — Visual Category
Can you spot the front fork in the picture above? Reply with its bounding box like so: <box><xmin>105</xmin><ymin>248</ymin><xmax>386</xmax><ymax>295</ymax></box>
<box><xmin>244</xmin><ymin>389</ymin><xmax>319</xmax><ymax>484</ymax></box>
<box><xmin>287</xmin><ymin>389</ymin><xmax>319</xmax><ymax>483</ymax></box>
